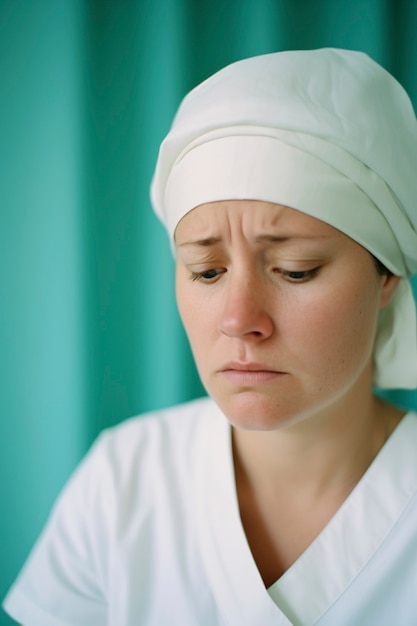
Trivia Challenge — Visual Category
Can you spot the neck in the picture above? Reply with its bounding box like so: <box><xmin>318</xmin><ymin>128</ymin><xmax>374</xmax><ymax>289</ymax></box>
<box><xmin>232</xmin><ymin>392</ymin><xmax>403</xmax><ymax>500</ymax></box>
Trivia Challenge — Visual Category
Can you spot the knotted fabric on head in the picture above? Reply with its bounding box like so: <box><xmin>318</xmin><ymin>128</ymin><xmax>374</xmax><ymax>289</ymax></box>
<box><xmin>150</xmin><ymin>48</ymin><xmax>417</xmax><ymax>390</ymax></box>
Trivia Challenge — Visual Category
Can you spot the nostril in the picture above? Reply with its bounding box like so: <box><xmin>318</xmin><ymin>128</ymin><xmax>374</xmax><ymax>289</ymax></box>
<box><xmin>219</xmin><ymin>285</ymin><xmax>274</xmax><ymax>339</ymax></box>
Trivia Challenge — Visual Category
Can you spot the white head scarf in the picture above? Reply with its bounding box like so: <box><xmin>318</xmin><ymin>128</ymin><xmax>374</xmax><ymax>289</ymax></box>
<box><xmin>150</xmin><ymin>48</ymin><xmax>417</xmax><ymax>390</ymax></box>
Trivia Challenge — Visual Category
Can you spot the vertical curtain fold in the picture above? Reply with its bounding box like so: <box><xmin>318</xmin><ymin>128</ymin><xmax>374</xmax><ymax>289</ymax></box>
<box><xmin>0</xmin><ymin>1</ymin><xmax>86</xmax><ymax>619</ymax></box>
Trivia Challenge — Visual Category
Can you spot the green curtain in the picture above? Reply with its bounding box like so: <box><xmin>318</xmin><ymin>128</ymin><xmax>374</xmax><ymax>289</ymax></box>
<box><xmin>1</xmin><ymin>1</ymin><xmax>417</xmax><ymax>622</ymax></box>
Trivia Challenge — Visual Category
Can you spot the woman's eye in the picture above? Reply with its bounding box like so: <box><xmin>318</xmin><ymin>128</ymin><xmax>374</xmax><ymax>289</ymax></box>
<box><xmin>190</xmin><ymin>268</ymin><xmax>224</xmax><ymax>282</ymax></box>
<box><xmin>280</xmin><ymin>267</ymin><xmax>319</xmax><ymax>282</ymax></box>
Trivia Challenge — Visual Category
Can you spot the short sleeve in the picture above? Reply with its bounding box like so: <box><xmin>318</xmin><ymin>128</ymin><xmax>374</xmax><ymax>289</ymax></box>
<box><xmin>3</xmin><ymin>432</ymin><xmax>115</xmax><ymax>626</ymax></box>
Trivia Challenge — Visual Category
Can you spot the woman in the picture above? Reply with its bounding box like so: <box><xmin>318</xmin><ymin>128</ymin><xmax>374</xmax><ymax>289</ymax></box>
<box><xmin>4</xmin><ymin>49</ymin><xmax>417</xmax><ymax>625</ymax></box>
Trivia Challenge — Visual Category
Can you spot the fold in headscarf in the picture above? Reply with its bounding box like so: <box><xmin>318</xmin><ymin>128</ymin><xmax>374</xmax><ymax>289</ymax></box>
<box><xmin>150</xmin><ymin>48</ymin><xmax>417</xmax><ymax>389</ymax></box>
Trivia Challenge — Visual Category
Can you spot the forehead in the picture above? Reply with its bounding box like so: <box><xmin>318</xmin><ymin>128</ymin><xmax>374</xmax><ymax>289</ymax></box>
<box><xmin>174</xmin><ymin>200</ymin><xmax>342</xmax><ymax>242</ymax></box>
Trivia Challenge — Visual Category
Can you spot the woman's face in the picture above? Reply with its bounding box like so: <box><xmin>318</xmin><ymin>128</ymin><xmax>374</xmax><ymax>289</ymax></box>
<box><xmin>175</xmin><ymin>201</ymin><xmax>399</xmax><ymax>431</ymax></box>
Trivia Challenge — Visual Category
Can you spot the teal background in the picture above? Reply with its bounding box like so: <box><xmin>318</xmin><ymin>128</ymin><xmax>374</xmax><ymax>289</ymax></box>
<box><xmin>1</xmin><ymin>1</ymin><xmax>416</xmax><ymax>623</ymax></box>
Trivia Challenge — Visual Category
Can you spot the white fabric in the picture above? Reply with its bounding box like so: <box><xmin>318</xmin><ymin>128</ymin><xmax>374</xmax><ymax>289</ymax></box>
<box><xmin>151</xmin><ymin>50</ymin><xmax>417</xmax><ymax>270</ymax></box>
<box><xmin>163</xmin><ymin>131</ymin><xmax>415</xmax><ymax>275</ymax></box>
<box><xmin>150</xmin><ymin>49</ymin><xmax>417</xmax><ymax>389</ymax></box>
<box><xmin>4</xmin><ymin>397</ymin><xmax>417</xmax><ymax>625</ymax></box>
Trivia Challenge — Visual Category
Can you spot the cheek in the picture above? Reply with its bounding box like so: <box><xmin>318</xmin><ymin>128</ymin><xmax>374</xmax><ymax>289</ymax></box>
<box><xmin>295</xmin><ymin>284</ymin><xmax>381</xmax><ymax>379</ymax></box>
<box><xmin>175</xmin><ymin>274</ymin><xmax>190</xmax><ymax>331</ymax></box>
<box><xmin>175</xmin><ymin>270</ymin><xmax>212</xmax><ymax>351</ymax></box>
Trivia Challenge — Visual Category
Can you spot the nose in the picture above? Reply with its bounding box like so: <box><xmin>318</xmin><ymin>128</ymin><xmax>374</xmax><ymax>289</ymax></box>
<box><xmin>219</xmin><ymin>271</ymin><xmax>274</xmax><ymax>340</ymax></box>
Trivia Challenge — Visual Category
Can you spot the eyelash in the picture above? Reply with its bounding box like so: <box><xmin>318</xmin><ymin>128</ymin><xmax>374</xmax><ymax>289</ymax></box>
<box><xmin>190</xmin><ymin>269</ymin><xmax>224</xmax><ymax>282</ymax></box>
<box><xmin>189</xmin><ymin>267</ymin><xmax>320</xmax><ymax>283</ymax></box>
<box><xmin>279</xmin><ymin>268</ymin><xmax>320</xmax><ymax>282</ymax></box>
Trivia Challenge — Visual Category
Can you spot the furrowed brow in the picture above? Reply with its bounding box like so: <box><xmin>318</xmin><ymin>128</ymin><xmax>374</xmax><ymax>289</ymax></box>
<box><xmin>177</xmin><ymin>237</ymin><xmax>222</xmax><ymax>248</ymax></box>
<box><xmin>176</xmin><ymin>233</ymin><xmax>332</xmax><ymax>248</ymax></box>
<box><xmin>254</xmin><ymin>234</ymin><xmax>331</xmax><ymax>244</ymax></box>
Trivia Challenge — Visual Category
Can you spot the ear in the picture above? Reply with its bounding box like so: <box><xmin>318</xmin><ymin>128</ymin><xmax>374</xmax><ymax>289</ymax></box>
<box><xmin>380</xmin><ymin>274</ymin><xmax>401</xmax><ymax>308</ymax></box>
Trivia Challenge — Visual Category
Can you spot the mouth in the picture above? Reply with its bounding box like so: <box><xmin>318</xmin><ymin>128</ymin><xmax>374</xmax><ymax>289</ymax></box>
<box><xmin>219</xmin><ymin>362</ymin><xmax>286</xmax><ymax>385</ymax></box>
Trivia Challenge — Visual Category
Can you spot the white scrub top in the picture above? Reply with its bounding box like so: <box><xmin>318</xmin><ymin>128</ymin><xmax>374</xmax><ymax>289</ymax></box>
<box><xmin>3</xmin><ymin>397</ymin><xmax>417</xmax><ymax>625</ymax></box>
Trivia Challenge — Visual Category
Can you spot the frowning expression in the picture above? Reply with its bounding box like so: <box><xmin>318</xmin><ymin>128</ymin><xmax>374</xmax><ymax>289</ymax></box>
<box><xmin>175</xmin><ymin>201</ymin><xmax>398</xmax><ymax>431</ymax></box>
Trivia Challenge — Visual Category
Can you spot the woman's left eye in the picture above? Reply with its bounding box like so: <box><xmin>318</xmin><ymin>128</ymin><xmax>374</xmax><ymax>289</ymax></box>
<box><xmin>279</xmin><ymin>267</ymin><xmax>319</xmax><ymax>282</ymax></box>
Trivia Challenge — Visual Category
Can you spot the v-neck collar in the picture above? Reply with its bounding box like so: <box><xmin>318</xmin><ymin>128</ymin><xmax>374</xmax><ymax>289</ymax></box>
<box><xmin>195</xmin><ymin>401</ymin><xmax>291</xmax><ymax>625</ymax></box>
<box><xmin>268</xmin><ymin>411</ymin><xmax>417</xmax><ymax>624</ymax></box>
<box><xmin>194</xmin><ymin>404</ymin><xmax>417</xmax><ymax>626</ymax></box>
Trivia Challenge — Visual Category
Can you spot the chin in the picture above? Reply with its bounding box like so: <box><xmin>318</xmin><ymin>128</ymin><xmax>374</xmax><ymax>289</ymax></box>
<box><xmin>213</xmin><ymin>391</ymin><xmax>296</xmax><ymax>432</ymax></box>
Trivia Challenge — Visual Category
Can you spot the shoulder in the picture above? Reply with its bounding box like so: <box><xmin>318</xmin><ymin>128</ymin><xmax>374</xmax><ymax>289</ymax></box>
<box><xmin>76</xmin><ymin>396</ymin><xmax>222</xmax><ymax>500</ymax></box>
<box><xmin>39</xmin><ymin>396</ymin><xmax>224</xmax><ymax>561</ymax></box>
<box><xmin>3</xmin><ymin>397</ymin><xmax>228</xmax><ymax>624</ymax></box>
<box><xmin>96</xmin><ymin>395</ymin><xmax>218</xmax><ymax>464</ymax></box>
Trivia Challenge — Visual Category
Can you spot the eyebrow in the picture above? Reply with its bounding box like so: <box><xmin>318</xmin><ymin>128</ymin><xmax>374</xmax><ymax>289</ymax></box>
<box><xmin>254</xmin><ymin>234</ymin><xmax>330</xmax><ymax>243</ymax></box>
<box><xmin>176</xmin><ymin>234</ymin><xmax>330</xmax><ymax>247</ymax></box>
<box><xmin>177</xmin><ymin>237</ymin><xmax>222</xmax><ymax>248</ymax></box>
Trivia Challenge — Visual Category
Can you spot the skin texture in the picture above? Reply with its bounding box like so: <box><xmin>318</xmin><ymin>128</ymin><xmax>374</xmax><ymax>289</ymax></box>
<box><xmin>175</xmin><ymin>200</ymin><xmax>403</xmax><ymax>584</ymax></box>
<box><xmin>175</xmin><ymin>200</ymin><xmax>399</xmax><ymax>432</ymax></box>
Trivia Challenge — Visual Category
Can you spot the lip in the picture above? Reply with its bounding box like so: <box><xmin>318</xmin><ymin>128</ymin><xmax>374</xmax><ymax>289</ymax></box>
<box><xmin>219</xmin><ymin>361</ymin><xmax>286</xmax><ymax>385</ymax></box>
<box><xmin>220</xmin><ymin>361</ymin><xmax>278</xmax><ymax>372</ymax></box>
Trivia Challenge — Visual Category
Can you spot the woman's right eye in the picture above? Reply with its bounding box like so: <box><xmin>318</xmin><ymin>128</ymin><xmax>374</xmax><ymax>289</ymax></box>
<box><xmin>190</xmin><ymin>268</ymin><xmax>225</xmax><ymax>282</ymax></box>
